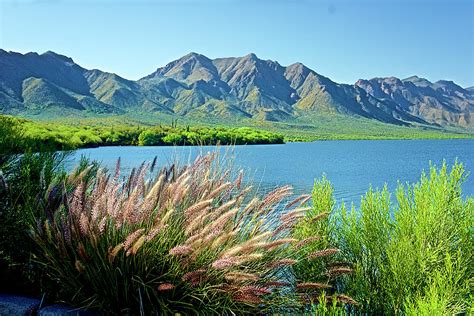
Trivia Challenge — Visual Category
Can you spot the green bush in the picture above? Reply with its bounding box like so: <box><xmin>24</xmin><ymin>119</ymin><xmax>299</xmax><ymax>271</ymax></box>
<box><xmin>331</xmin><ymin>162</ymin><xmax>473</xmax><ymax>314</ymax></box>
<box><xmin>138</xmin><ymin>129</ymin><xmax>165</xmax><ymax>145</ymax></box>
<box><xmin>291</xmin><ymin>177</ymin><xmax>357</xmax><ymax>311</ymax></box>
<box><xmin>0</xmin><ymin>115</ymin><xmax>24</xmax><ymax>159</ymax></box>
<box><xmin>162</xmin><ymin>132</ymin><xmax>185</xmax><ymax>145</ymax></box>
<box><xmin>4</xmin><ymin>115</ymin><xmax>285</xmax><ymax>150</ymax></box>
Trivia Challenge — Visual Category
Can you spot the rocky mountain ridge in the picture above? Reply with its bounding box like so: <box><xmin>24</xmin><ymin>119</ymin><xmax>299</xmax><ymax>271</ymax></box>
<box><xmin>1</xmin><ymin>49</ymin><xmax>472</xmax><ymax>127</ymax></box>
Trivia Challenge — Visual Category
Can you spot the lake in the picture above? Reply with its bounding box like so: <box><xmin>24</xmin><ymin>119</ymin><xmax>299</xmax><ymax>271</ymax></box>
<box><xmin>71</xmin><ymin>139</ymin><xmax>474</xmax><ymax>206</ymax></box>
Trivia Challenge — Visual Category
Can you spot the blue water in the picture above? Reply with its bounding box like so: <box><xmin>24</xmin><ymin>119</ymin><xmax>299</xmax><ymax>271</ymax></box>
<box><xmin>71</xmin><ymin>139</ymin><xmax>474</xmax><ymax>206</ymax></box>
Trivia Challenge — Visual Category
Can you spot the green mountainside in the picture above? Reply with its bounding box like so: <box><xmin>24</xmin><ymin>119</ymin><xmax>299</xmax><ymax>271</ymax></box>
<box><xmin>1</xmin><ymin>49</ymin><xmax>473</xmax><ymax>138</ymax></box>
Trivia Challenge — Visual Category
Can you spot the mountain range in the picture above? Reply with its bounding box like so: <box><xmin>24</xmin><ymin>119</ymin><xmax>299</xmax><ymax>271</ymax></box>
<box><xmin>1</xmin><ymin>49</ymin><xmax>473</xmax><ymax>128</ymax></box>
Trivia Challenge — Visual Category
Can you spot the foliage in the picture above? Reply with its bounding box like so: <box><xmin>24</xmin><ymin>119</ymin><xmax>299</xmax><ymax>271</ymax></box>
<box><xmin>0</xmin><ymin>115</ymin><xmax>24</xmax><ymax>163</ymax></box>
<box><xmin>331</xmin><ymin>162</ymin><xmax>473</xmax><ymax>314</ymax></box>
<box><xmin>0</xmin><ymin>115</ymin><xmax>284</xmax><ymax>152</ymax></box>
<box><xmin>258</xmin><ymin>113</ymin><xmax>472</xmax><ymax>141</ymax></box>
<box><xmin>290</xmin><ymin>177</ymin><xmax>357</xmax><ymax>312</ymax></box>
<box><xmin>0</xmin><ymin>113</ymin><xmax>67</xmax><ymax>295</ymax></box>
<box><xmin>30</xmin><ymin>152</ymin><xmax>348</xmax><ymax>314</ymax></box>
<box><xmin>1</xmin><ymin>112</ymin><xmax>472</xmax><ymax>314</ymax></box>
<box><xmin>119</xmin><ymin>111</ymin><xmax>472</xmax><ymax>141</ymax></box>
<box><xmin>0</xmin><ymin>115</ymin><xmax>100</xmax><ymax>297</ymax></box>
<box><xmin>0</xmin><ymin>150</ymin><xmax>69</xmax><ymax>296</ymax></box>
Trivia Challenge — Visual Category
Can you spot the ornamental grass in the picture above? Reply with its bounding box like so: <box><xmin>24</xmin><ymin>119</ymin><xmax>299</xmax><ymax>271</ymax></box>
<box><xmin>30</xmin><ymin>152</ymin><xmax>353</xmax><ymax>314</ymax></box>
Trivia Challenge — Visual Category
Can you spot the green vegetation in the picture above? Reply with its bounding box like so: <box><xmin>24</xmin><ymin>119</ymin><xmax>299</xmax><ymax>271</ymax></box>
<box><xmin>289</xmin><ymin>177</ymin><xmax>356</xmax><ymax>313</ymax></box>
<box><xmin>252</xmin><ymin>113</ymin><xmax>473</xmax><ymax>141</ymax></box>
<box><xmin>0</xmin><ymin>115</ymin><xmax>24</xmax><ymax>158</ymax></box>
<box><xmin>22</xmin><ymin>111</ymin><xmax>473</xmax><ymax>146</ymax></box>
<box><xmin>1</xmin><ymin>149</ymin><xmax>353</xmax><ymax>313</ymax></box>
<box><xmin>1</xmin><ymin>120</ymin><xmax>472</xmax><ymax>314</ymax></box>
<box><xmin>292</xmin><ymin>177</ymin><xmax>339</xmax><ymax>285</ymax></box>
<box><xmin>337</xmin><ymin>163</ymin><xmax>473</xmax><ymax>314</ymax></box>
<box><xmin>0</xmin><ymin>128</ymin><xmax>70</xmax><ymax>295</ymax></box>
<box><xmin>293</xmin><ymin>162</ymin><xmax>473</xmax><ymax>315</ymax></box>
<box><xmin>1</xmin><ymin>115</ymin><xmax>284</xmax><ymax>151</ymax></box>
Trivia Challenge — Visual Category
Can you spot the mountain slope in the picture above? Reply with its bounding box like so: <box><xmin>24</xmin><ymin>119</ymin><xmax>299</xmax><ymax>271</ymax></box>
<box><xmin>0</xmin><ymin>49</ymin><xmax>473</xmax><ymax>129</ymax></box>
<box><xmin>0</xmin><ymin>50</ymin><xmax>90</xmax><ymax>99</ymax></box>
<box><xmin>212</xmin><ymin>54</ymin><xmax>296</xmax><ymax>112</ymax></box>
<box><xmin>21</xmin><ymin>77</ymin><xmax>85</xmax><ymax>110</ymax></box>
<box><xmin>355</xmin><ymin>76</ymin><xmax>474</xmax><ymax>126</ymax></box>
<box><xmin>284</xmin><ymin>63</ymin><xmax>427</xmax><ymax>125</ymax></box>
<box><xmin>139</xmin><ymin>53</ymin><xmax>430</xmax><ymax>124</ymax></box>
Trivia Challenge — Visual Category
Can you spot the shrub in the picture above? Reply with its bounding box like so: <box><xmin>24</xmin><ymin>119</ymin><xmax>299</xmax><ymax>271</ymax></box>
<box><xmin>138</xmin><ymin>129</ymin><xmax>165</xmax><ymax>146</ymax></box>
<box><xmin>13</xmin><ymin>117</ymin><xmax>285</xmax><ymax>150</ymax></box>
<box><xmin>331</xmin><ymin>162</ymin><xmax>473</xmax><ymax>314</ymax></box>
<box><xmin>30</xmin><ymin>152</ymin><xmax>339</xmax><ymax>314</ymax></box>
<box><xmin>0</xmin><ymin>115</ymin><xmax>24</xmax><ymax>160</ymax></box>
<box><xmin>291</xmin><ymin>177</ymin><xmax>356</xmax><ymax>311</ymax></box>
<box><xmin>162</xmin><ymin>132</ymin><xmax>185</xmax><ymax>145</ymax></box>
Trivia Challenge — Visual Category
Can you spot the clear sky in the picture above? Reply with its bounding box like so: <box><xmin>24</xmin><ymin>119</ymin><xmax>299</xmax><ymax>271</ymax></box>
<box><xmin>1</xmin><ymin>0</ymin><xmax>473</xmax><ymax>87</ymax></box>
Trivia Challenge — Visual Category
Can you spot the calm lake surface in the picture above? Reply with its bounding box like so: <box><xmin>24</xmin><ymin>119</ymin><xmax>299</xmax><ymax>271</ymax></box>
<box><xmin>71</xmin><ymin>139</ymin><xmax>474</xmax><ymax>206</ymax></box>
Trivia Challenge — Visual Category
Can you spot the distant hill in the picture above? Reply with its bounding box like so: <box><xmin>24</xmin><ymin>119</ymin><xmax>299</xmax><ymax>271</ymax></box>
<box><xmin>1</xmin><ymin>49</ymin><xmax>473</xmax><ymax>128</ymax></box>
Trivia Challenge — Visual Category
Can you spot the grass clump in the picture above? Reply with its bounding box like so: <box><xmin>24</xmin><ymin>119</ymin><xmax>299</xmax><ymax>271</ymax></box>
<box><xmin>0</xmin><ymin>152</ymin><xmax>68</xmax><ymax>296</ymax></box>
<box><xmin>0</xmin><ymin>115</ymin><xmax>72</xmax><ymax>296</ymax></box>
<box><xmin>30</xmin><ymin>152</ymin><xmax>345</xmax><ymax>314</ymax></box>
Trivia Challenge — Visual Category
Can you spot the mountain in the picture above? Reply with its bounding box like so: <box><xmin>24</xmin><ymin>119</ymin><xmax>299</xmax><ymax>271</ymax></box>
<box><xmin>355</xmin><ymin>76</ymin><xmax>474</xmax><ymax>127</ymax></box>
<box><xmin>1</xmin><ymin>49</ymin><xmax>473</xmax><ymax>128</ymax></box>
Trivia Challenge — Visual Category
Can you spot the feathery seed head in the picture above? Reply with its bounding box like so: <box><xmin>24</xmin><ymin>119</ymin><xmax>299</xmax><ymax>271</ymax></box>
<box><xmin>233</xmin><ymin>294</ymin><xmax>262</xmax><ymax>304</ymax></box>
<box><xmin>295</xmin><ymin>236</ymin><xmax>322</xmax><ymax>248</ymax></box>
<box><xmin>336</xmin><ymin>294</ymin><xmax>358</xmax><ymax>305</ymax></box>
<box><xmin>212</xmin><ymin>258</ymin><xmax>238</xmax><ymax>269</ymax></box>
<box><xmin>285</xmin><ymin>194</ymin><xmax>311</xmax><ymax>209</ymax></box>
<box><xmin>169</xmin><ymin>245</ymin><xmax>193</xmax><ymax>256</ymax></box>
<box><xmin>266</xmin><ymin>259</ymin><xmax>298</xmax><ymax>269</ymax></box>
<box><xmin>310</xmin><ymin>211</ymin><xmax>330</xmax><ymax>223</ymax></box>
<box><xmin>263</xmin><ymin>238</ymin><xmax>298</xmax><ymax>250</ymax></box>
<box><xmin>128</xmin><ymin>236</ymin><xmax>146</xmax><ymax>256</ymax></box>
<box><xmin>296</xmin><ymin>282</ymin><xmax>332</xmax><ymax>290</ymax></box>
<box><xmin>108</xmin><ymin>243</ymin><xmax>124</xmax><ymax>263</ymax></box>
<box><xmin>326</xmin><ymin>267</ymin><xmax>353</xmax><ymax>277</ymax></box>
<box><xmin>123</xmin><ymin>228</ymin><xmax>145</xmax><ymax>250</ymax></box>
<box><xmin>157</xmin><ymin>283</ymin><xmax>175</xmax><ymax>291</ymax></box>
<box><xmin>308</xmin><ymin>248</ymin><xmax>340</xmax><ymax>259</ymax></box>
<box><xmin>240</xmin><ymin>285</ymin><xmax>271</xmax><ymax>296</ymax></box>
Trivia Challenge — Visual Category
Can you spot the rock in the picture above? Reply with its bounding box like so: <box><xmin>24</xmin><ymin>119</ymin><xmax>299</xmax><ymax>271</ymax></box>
<box><xmin>38</xmin><ymin>304</ymin><xmax>100</xmax><ymax>316</ymax></box>
<box><xmin>0</xmin><ymin>294</ymin><xmax>40</xmax><ymax>316</ymax></box>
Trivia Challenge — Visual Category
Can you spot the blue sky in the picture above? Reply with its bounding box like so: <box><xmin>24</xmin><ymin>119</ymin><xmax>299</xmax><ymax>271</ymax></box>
<box><xmin>1</xmin><ymin>0</ymin><xmax>473</xmax><ymax>87</ymax></box>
